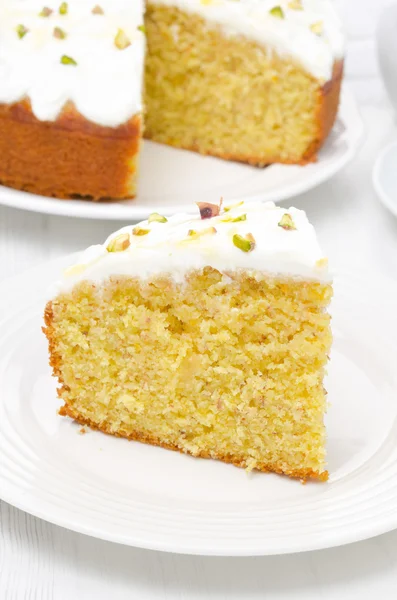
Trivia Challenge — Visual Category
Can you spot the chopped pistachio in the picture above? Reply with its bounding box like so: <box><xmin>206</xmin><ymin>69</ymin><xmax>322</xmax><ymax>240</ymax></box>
<box><xmin>188</xmin><ymin>227</ymin><xmax>217</xmax><ymax>238</ymax></box>
<box><xmin>92</xmin><ymin>5</ymin><xmax>104</xmax><ymax>15</ymax></box>
<box><xmin>137</xmin><ymin>24</ymin><xmax>146</xmax><ymax>34</ymax></box>
<box><xmin>59</xmin><ymin>2</ymin><xmax>68</xmax><ymax>15</ymax></box>
<box><xmin>132</xmin><ymin>226</ymin><xmax>150</xmax><ymax>236</ymax></box>
<box><xmin>60</xmin><ymin>54</ymin><xmax>77</xmax><ymax>65</ymax></box>
<box><xmin>288</xmin><ymin>0</ymin><xmax>303</xmax><ymax>9</ymax></box>
<box><xmin>107</xmin><ymin>233</ymin><xmax>131</xmax><ymax>252</ymax></box>
<box><xmin>233</xmin><ymin>233</ymin><xmax>256</xmax><ymax>253</ymax></box>
<box><xmin>221</xmin><ymin>214</ymin><xmax>247</xmax><ymax>223</ymax></box>
<box><xmin>196</xmin><ymin>201</ymin><xmax>221</xmax><ymax>220</ymax></box>
<box><xmin>310</xmin><ymin>21</ymin><xmax>323</xmax><ymax>35</ymax></box>
<box><xmin>114</xmin><ymin>28</ymin><xmax>131</xmax><ymax>50</ymax></box>
<box><xmin>16</xmin><ymin>24</ymin><xmax>29</xmax><ymax>39</ymax></box>
<box><xmin>269</xmin><ymin>6</ymin><xmax>284</xmax><ymax>18</ymax></box>
<box><xmin>224</xmin><ymin>201</ymin><xmax>244</xmax><ymax>212</ymax></box>
<box><xmin>316</xmin><ymin>258</ymin><xmax>328</xmax><ymax>269</ymax></box>
<box><xmin>148</xmin><ymin>212</ymin><xmax>167</xmax><ymax>224</ymax></box>
<box><xmin>278</xmin><ymin>213</ymin><xmax>297</xmax><ymax>230</ymax></box>
<box><xmin>39</xmin><ymin>7</ymin><xmax>53</xmax><ymax>17</ymax></box>
<box><xmin>53</xmin><ymin>27</ymin><xmax>66</xmax><ymax>39</ymax></box>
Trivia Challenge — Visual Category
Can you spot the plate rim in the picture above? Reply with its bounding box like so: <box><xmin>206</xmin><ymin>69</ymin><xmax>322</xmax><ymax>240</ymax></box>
<box><xmin>0</xmin><ymin>87</ymin><xmax>364</xmax><ymax>221</ymax></box>
<box><xmin>0</xmin><ymin>254</ymin><xmax>396</xmax><ymax>557</ymax></box>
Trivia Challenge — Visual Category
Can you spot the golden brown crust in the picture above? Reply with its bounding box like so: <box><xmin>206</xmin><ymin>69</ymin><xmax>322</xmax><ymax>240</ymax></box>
<box><xmin>0</xmin><ymin>99</ymin><xmax>142</xmax><ymax>200</ymax></box>
<box><xmin>59</xmin><ymin>403</ymin><xmax>328</xmax><ymax>482</ymax></box>
<box><xmin>144</xmin><ymin>59</ymin><xmax>344</xmax><ymax>167</ymax></box>
<box><xmin>43</xmin><ymin>299</ymin><xmax>328</xmax><ymax>483</ymax></box>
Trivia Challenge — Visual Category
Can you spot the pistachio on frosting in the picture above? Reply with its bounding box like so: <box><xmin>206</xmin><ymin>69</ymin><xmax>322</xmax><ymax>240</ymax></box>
<box><xmin>148</xmin><ymin>212</ymin><xmax>167</xmax><ymax>224</ymax></box>
<box><xmin>92</xmin><ymin>5</ymin><xmax>104</xmax><ymax>15</ymax></box>
<box><xmin>16</xmin><ymin>24</ymin><xmax>29</xmax><ymax>39</ymax></box>
<box><xmin>114</xmin><ymin>29</ymin><xmax>131</xmax><ymax>50</ymax></box>
<box><xmin>278</xmin><ymin>213</ymin><xmax>297</xmax><ymax>230</ymax></box>
<box><xmin>197</xmin><ymin>199</ymin><xmax>222</xmax><ymax>220</ymax></box>
<box><xmin>221</xmin><ymin>214</ymin><xmax>247</xmax><ymax>223</ymax></box>
<box><xmin>269</xmin><ymin>6</ymin><xmax>285</xmax><ymax>18</ymax></box>
<box><xmin>233</xmin><ymin>233</ymin><xmax>256</xmax><ymax>252</ymax></box>
<box><xmin>288</xmin><ymin>0</ymin><xmax>303</xmax><ymax>9</ymax></box>
<box><xmin>132</xmin><ymin>226</ymin><xmax>150</xmax><ymax>236</ymax></box>
<box><xmin>39</xmin><ymin>7</ymin><xmax>53</xmax><ymax>17</ymax></box>
<box><xmin>310</xmin><ymin>21</ymin><xmax>324</xmax><ymax>35</ymax></box>
<box><xmin>224</xmin><ymin>201</ymin><xmax>244</xmax><ymax>213</ymax></box>
<box><xmin>187</xmin><ymin>227</ymin><xmax>217</xmax><ymax>238</ymax></box>
<box><xmin>59</xmin><ymin>2</ymin><xmax>68</xmax><ymax>15</ymax></box>
<box><xmin>107</xmin><ymin>233</ymin><xmax>130</xmax><ymax>252</ymax></box>
<box><xmin>60</xmin><ymin>54</ymin><xmax>77</xmax><ymax>65</ymax></box>
<box><xmin>53</xmin><ymin>27</ymin><xmax>66</xmax><ymax>39</ymax></box>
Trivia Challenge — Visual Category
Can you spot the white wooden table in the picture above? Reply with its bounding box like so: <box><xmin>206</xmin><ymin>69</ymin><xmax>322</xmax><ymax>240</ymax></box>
<box><xmin>1</xmin><ymin>1</ymin><xmax>397</xmax><ymax>592</ymax></box>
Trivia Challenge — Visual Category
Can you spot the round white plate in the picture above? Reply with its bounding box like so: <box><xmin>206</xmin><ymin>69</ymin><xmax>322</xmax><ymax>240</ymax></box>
<box><xmin>0</xmin><ymin>89</ymin><xmax>363</xmax><ymax>221</ymax></box>
<box><xmin>373</xmin><ymin>140</ymin><xmax>397</xmax><ymax>218</ymax></box>
<box><xmin>0</xmin><ymin>255</ymin><xmax>396</xmax><ymax>556</ymax></box>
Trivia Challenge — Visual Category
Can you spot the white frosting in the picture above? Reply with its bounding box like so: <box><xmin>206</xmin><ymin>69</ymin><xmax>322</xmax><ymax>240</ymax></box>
<box><xmin>57</xmin><ymin>202</ymin><xmax>330</xmax><ymax>294</ymax></box>
<box><xmin>154</xmin><ymin>0</ymin><xmax>344</xmax><ymax>81</ymax></box>
<box><xmin>0</xmin><ymin>0</ymin><xmax>145</xmax><ymax>126</ymax></box>
<box><xmin>0</xmin><ymin>0</ymin><xmax>343</xmax><ymax>127</ymax></box>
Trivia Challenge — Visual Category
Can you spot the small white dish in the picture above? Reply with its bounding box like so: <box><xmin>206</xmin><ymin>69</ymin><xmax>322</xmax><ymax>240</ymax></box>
<box><xmin>0</xmin><ymin>256</ymin><xmax>396</xmax><ymax>556</ymax></box>
<box><xmin>0</xmin><ymin>88</ymin><xmax>363</xmax><ymax>221</ymax></box>
<box><xmin>373</xmin><ymin>141</ymin><xmax>397</xmax><ymax>218</ymax></box>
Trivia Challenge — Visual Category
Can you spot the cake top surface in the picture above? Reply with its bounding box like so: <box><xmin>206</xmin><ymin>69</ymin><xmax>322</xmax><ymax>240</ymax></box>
<box><xmin>57</xmin><ymin>201</ymin><xmax>330</xmax><ymax>294</ymax></box>
<box><xmin>0</xmin><ymin>0</ymin><xmax>145</xmax><ymax>127</ymax></box>
<box><xmin>0</xmin><ymin>0</ymin><xmax>343</xmax><ymax>127</ymax></box>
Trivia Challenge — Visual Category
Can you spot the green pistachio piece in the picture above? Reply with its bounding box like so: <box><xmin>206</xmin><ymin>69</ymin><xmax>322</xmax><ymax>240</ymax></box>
<box><xmin>278</xmin><ymin>213</ymin><xmax>297</xmax><ymax>230</ymax></box>
<box><xmin>221</xmin><ymin>214</ymin><xmax>247</xmax><ymax>223</ymax></box>
<box><xmin>107</xmin><ymin>233</ymin><xmax>131</xmax><ymax>252</ymax></box>
<box><xmin>39</xmin><ymin>7</ymin><xmax>53</xmax><ymax>17</ymax></box>
<box><xmin>132</xmin><ymin>226</ymin><xmax>150</xmax><ymax>236</ymax></box>
<box><xmin>269</xmin><ymin>6</ymin><xmax>285</xmax><ymax>18</ymax></box>
<box><xmin>224</xmin><ymin>201</ymin><xmax>244</xmax><ymax>212</ymax></box>
<box><xmin>148</xmin><ymin>212</ymin><xmax>167</xmax><ymax>224</ymax></box>
<box><xmin>60</xmin><ymin>54</ymin><xmax>77</xmax><ymax>65</ymax></box>
<box><xmin>233</xmin><ymin>233</ymin><xmax>256</xmax><ymax>252</ymax></box>
<box><xmin>16</xmin><ymin>25</ymin><xmax>29</xmax><ymax>39</ymax></box>
<box><xmin>53</xmin><ymin>27</ymin><xmax>66</xmax><ymax>39</ymax></box>
<box><xmin>59</xmin><ymin>2</ymin><xmax>68</xmax><ymax>15</ymax></box>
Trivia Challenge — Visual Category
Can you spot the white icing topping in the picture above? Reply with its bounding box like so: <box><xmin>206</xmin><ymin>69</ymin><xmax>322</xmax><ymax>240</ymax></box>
<box><xmin>0</xmin><ymin>0</ymin><xmax>343</xmax><ymax>127</ymax></box>
<box><xmin>153</xmin><ymin>0</ymin><xmax>344</xmax><ymax>81</ymax></box>
<box><xmin>57</xmin><ymin>202</ymin><xmax>330</xmax><ymax>294</ymax></box>
<box><xmin>0</xmin><ymin>0</ymin><xmax>145</xmax><ymax>126</ymax></box>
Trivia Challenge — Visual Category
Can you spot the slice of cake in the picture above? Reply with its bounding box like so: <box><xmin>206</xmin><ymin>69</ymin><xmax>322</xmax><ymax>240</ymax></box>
<box><xmin>43</xmin><ymin>201</ymin><xmax>333</xmax><ymax>481</ymax></box>
<box><xmin>0</xmin><ymin>0</ymin><xmax>344</xmax><ymax>200</ymax></box>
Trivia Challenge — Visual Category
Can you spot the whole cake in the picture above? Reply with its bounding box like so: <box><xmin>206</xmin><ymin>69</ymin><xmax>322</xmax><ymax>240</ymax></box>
<box><xmin>43</xmin><ymin>201</ymin><xmax>333</xmax><ymax>480</ymax></box>
<box><xmin>0</xmin><ymin>0</ymin><xmax>344</xmax><ymax>200</ymax></box>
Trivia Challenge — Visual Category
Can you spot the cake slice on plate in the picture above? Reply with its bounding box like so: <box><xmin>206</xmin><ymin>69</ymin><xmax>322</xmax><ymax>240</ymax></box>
<box><xmin>43</xmin><ymin>201</ymin><xmax>333</xmax><ymax>480</ymax></box>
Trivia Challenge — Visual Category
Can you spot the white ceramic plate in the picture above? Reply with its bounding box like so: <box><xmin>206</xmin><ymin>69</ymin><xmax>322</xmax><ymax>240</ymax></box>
<box><xmin>373</xmin><ymin>140</ymin><xmax>397</xmax><ymax>218</ymax></box>
<box><xmin>0</xmin><ymin>255</ymin><xmax>396</xmax><ymax>556</ymax></box>
<box><xmin>0</xmin><ymin>89</ymin><xmax>363</xmax><ymax>221</ymax></box>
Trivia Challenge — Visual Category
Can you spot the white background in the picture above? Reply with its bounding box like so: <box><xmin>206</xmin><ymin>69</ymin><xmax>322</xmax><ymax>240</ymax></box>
<box><xmin>1</xmin><ymin>0</ymin><xmax>397</xmax><ymax>598</ymax></box>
